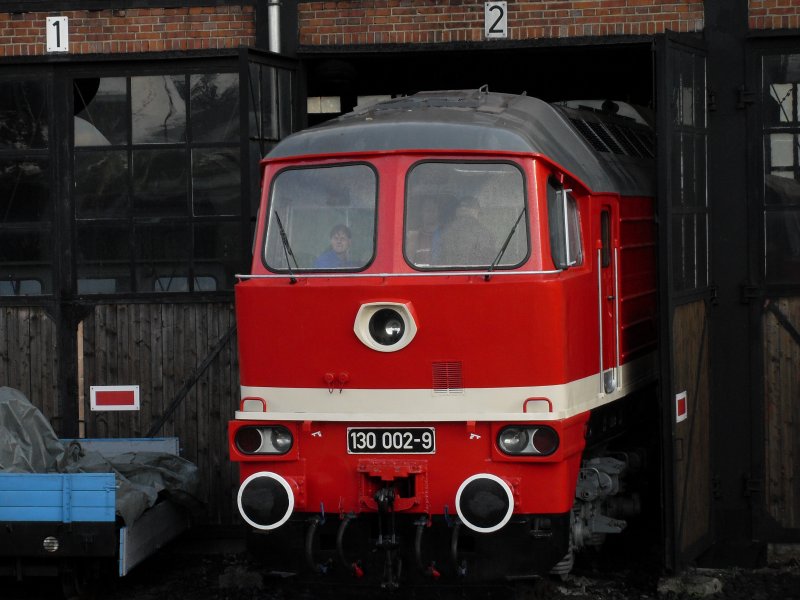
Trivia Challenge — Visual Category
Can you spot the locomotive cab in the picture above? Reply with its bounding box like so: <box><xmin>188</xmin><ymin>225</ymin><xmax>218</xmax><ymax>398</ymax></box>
<box><xmin>230</xmin><ymin>90</ymin><xmax>657</xmax><ymax>585</ymax></box>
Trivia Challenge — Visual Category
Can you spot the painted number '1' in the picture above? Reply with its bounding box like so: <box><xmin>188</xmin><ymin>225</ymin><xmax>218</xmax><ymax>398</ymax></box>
<box><xmin>51</xmin><ymin>20</ymin><xmax>61</xmax><ymax>48</ymax></box>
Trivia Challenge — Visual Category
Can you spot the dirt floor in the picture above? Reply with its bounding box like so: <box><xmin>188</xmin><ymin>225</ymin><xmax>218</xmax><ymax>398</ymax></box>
<box><xmin>5</xmin><ymin>538</ymin><xmax>799</xmax><ymax>600</ymax></box>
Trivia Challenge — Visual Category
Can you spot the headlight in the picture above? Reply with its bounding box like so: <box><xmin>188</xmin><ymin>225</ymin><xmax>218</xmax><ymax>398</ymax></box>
<box><xmin>497</xmin><ymin>425</ymin><xmax>559</xmax><ymax>456</ymax></box>
<box><xmin>235</xmin><ymin>426</ymin><xmax>293</xmax><ymax>455</ymax></box>
<box><xmin>270</xmin><ymin>427</ymin><xmax>293</xmax><ymax>453</ymax></box>
<box><xmin>498</xmin><ymin>427</ymin><xmax>529</xmax><ymax>454</ymax></box>
<box><xmin>353</xmin><ymin>302</ymin><xmax>418</xmax><ymax>352</ymax></box>
<box><xmin>235</xmin><ymin>427</ymin><xmax>263</xmax><ymax>453</ymax></box>
<box><xmin>369</xmin><ymin>308</ymin><xmax>405</xmax><ymax>346</ymax></box>
<box><xmin>530</xmin><ymin>426</ymin><xmax>559</xmax><ymax>455</ymax></box>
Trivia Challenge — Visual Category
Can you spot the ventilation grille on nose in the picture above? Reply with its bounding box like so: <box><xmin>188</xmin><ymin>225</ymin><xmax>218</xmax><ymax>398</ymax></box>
<box><xmin>432</xmin><ymin>361</ymin><xmax>464</xmax><ymax>395</ymax></box>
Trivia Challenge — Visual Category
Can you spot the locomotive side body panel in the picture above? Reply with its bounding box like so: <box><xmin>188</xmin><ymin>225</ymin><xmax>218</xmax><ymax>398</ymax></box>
<box><xmin>230</xmin><ymin>91</ymin><xmax>657</xmax><ymax>583</ymax></box>
<box><xmin>619</xmin><ymin>196</ymin><xmax>658</xmax><ymax>363</ymax></box>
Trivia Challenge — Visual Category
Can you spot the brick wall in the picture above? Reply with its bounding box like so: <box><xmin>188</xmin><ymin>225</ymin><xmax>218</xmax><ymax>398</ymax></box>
<box><xmin>0</xmin><ymin>6</ymin><xmax>255</xmax><ymax>57</ymax></box>
<box><xmin>2</xmin><ymin>2</ymin><xmax>797</xmax><ymax>58</ymax></box>
<box><xmin>298</xmin><ymin>0</ymin><xmax>705</xmax><ymax>46</ymax></box>
<box><xmin>750</xmin><ymin>0</ymin><xmax>800</xmax><ymax>29</ymax></box>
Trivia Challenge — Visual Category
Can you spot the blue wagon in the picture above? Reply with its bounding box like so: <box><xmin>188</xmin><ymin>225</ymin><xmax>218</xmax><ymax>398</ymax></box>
<box><xmin>0</xmin><ymin>438</ymin><xmax>191</xmax><ymax>591</ymax></box>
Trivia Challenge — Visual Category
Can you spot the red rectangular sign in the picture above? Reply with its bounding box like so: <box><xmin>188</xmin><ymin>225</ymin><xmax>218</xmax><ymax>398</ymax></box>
<box><xmin>90</xmin><ymin>385</ymin><xmax>140</xmax><ymax>411</ymax></box>
<box><xmin>95</xmin><ymin>390</ymin><xmax>136</xmax><ymax>406</ymax></box>
<box><xmin>675</xmin><ymin>391</ymin><xmax>688</xmax><ymax>423</ymax></box>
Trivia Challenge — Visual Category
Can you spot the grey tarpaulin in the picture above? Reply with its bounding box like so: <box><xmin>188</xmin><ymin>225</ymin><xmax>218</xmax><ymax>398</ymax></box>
<box><xmin>0</xmin><ymin>387</ymin><xmax>200</xmax><ymax>526</ymax></box>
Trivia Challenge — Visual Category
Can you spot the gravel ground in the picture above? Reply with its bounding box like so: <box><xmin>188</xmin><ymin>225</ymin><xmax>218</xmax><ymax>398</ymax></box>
<box><xmin>5</xmin><ymin>539</ymin><xmax>799</xmax><ymax>600</ymax></box>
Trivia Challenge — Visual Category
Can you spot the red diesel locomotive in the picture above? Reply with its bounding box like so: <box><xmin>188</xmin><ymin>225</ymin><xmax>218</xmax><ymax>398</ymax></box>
<box><xmin>229</xmin><ymin>89</ymin><xmax>658</xmax><ymax>585</ymax></box>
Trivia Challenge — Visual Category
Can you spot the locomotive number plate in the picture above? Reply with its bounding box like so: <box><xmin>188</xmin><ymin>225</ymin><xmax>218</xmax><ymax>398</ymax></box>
<box><xmin>347</xmin><ymin>427</ymin><xmax>436</xmax><ymax>454</ymax></box>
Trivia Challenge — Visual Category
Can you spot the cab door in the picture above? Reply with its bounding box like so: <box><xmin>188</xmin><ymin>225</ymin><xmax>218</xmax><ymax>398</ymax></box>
<box><xmin>598</xmin><ymin>205</ymin><xmax>619</xmax><ymax>394</ymax></box>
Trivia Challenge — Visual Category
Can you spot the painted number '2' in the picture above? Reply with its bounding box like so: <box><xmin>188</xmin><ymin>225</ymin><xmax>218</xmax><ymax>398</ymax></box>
<box><xmin>488</xmin><ymin>4</ymin><xmax>504</xmax><ymax>35</ymax></box>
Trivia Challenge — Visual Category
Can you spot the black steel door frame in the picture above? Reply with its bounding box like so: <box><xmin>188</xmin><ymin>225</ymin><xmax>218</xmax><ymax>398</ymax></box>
<box><xmin>0</xmin><ymin>62</ymin><xmax>79</xmax><ymax>435</ymax></box>
<box><xmin>744</xmin><ymin>34</ymin><xmax>800</xmax><ymax>544</ymax></box>
<box><xmin>655</xmin><ymin>31</ymin><xmax>714</xmax><ymax>570</ymax></box>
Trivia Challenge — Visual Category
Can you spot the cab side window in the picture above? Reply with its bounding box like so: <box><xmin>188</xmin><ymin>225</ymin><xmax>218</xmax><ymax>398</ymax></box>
<box><xmin>547</xmin><ymin>176</ymin><xmax>583</xmax><ymax>269</ymax></box>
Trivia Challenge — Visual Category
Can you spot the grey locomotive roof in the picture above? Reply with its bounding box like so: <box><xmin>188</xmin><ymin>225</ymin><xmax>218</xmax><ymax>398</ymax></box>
<box><xmin>267</xmin><ymin>89</ymin><xmax>655</xmax><ymax>197</ymax></box>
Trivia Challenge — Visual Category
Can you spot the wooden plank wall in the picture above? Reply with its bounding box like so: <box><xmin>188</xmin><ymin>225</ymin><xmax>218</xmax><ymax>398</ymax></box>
<box><xmin>0</xmin><ymin>307</ymin><xmax>60</xmax><ymax>427</ymax></box>
<box><xmin>763</xmin><ymin>296</ymin><xmax>800</xmax><ymax>530</ymax></box>
<box><xmin>671</xmin><ymin>299</ymin><xmax>712</xmax><ymax>554</ymax></box>
<box><xmin>81</xmin><ymin>302</ymin><xmax>240</xmax><ymax>526</ymax></box>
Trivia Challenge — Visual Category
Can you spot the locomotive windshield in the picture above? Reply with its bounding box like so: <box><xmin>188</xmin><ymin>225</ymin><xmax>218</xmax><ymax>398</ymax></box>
<box><xmin>263</xmin><ymin>163</ymin><xmax>377</xmax><ymax>272</ymax></box>
<box><xmin>405</xmin><ymin>161</ymin><xmax>528</xmax><ymax>269</ymax></box>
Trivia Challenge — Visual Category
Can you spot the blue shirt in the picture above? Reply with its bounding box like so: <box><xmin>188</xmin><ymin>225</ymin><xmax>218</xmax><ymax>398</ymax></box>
<box><xmin>313</xmin><ymin>249</ymin><xmax>356</xmax><ymax>269</ymax></box>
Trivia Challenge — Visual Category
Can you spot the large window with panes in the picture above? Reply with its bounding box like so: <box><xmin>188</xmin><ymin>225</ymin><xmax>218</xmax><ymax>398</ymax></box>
<box><xmin>0</xmin><ymin>78</ymin><xmax>53</xmax><ymax>296</ymax></box>
<box><xmin>74</xmin><ymin>72</ymin><xmax>242</xmax><ymax>294</ymax></box>
<box><xmin>762</xmin><ymin>53</ymin><xmax>800</xmax><ymax>282</ymax></box>
<box><xmin>0</xmin><ymin>57</ymin><xmax>295</xmax><ymax>300</ymax></box>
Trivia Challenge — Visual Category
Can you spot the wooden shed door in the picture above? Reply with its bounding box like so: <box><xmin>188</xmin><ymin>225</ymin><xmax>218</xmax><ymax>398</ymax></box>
<box><xmin>656</xmin><ymin>33</ymin><xmax>714</xmax><ymax>569</ymax></box>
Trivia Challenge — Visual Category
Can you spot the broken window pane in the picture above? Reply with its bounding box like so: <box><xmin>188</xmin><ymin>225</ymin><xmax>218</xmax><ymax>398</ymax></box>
<box><xmin>74</xmin><ymin>77</ymin><xmax>127</xmax><ymax>146</ymax></box>
<box><xmin>132</xmin><ymin>75</ymin><xmax>187</xmax><ymax>144</ymax></box>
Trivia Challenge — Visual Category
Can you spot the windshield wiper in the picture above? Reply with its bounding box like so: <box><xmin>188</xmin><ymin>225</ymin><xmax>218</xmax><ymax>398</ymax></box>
<box><xmin>274</xmin><ymin>211</ymin><xmax>298</xmax><ymax>284</ymax></box>
<box><xmin>485</xmin><ymin>206</ymin><xmax>526</xmax><ymax>281</ymax></box>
